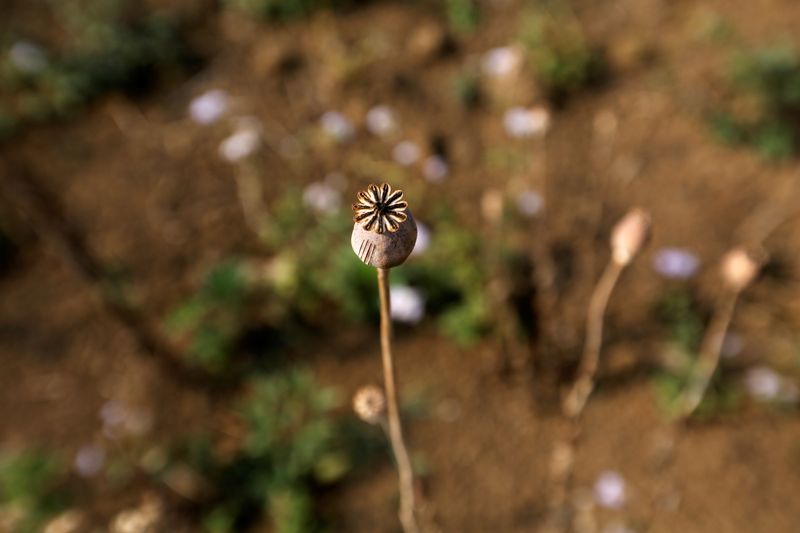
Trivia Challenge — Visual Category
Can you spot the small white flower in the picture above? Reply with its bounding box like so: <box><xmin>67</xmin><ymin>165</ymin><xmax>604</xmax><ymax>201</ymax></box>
<box><xmin>303</xmin><ymin>181</ymin><xmax>341</xmax><ymax>215</ymax></box>
<box><xmin>481</xmin><ymin>46</ymin><xmax>523</xmax><ymax>78</ymax></box>
<box><xmin>744</xmin><ymin>366</ymin><xmax>781</xmax><ymax>402</ymax></box>
<box><xmin>74</xmin><ymin>444</ymin><xmax>106</xmax><ymax>478</ymax></box>
<box><xmin>219</xmin><ymin>126</ymin><xmax>260</xmax><ymax>162</ymax></box>
<box><xmin>412</xmin><ymin>222</ymin><xmax>430</xmax><ymax>256</ymax></box>
<box><xmin>9</xmin><ymin>41</ymin><xmax>47</xmax><ymax>73</ymax></box>
<box><xmin>516</xmin><ymin>189</ymin><xmax>544</xmax><ymax>217</ymax></box>
<box><xmin>320</xmin><ymin>111</ymin><xmax>355</xmax><ymax>142</ymax></box>
<box><xmin>365</xmin><ymin>105</ymin><xmax>398</xmax><ymax>137</ymax></box>
<box><xmin>594</xmin><ymin>470</ymin><xmax>626</xmax><ymax>509</ymax></box>
<box><xmin>188</xmin><ymin>89</ymin><xmax>229</xmax><ymax>125</ymax></box>
<box><xmin>390</xmin><ymin>285</ymin><xmax>425</xmax><ymax>324</ymax></box>
<box><xmin>422</xmin><ymin>155</ymin><xmax>449</xmax><ymax>183</ymax></box>
<box><xmin>392</xmin><ymin>141</ymin><xmax>421</xmax><ymax>166</ymax></box>
<box><xmin>503</xmin><ymin>106</ymin><xmax>551</xmax><ymax>138</ymax></box>
<box><xmin>652</xmin><ymin>248</ymin><xmax>700</xmax><ymax>279</ymax></box>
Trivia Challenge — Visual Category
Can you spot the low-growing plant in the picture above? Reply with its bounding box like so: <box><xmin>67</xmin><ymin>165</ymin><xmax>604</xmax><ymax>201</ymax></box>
<box><xmin>710</xmin><ymin>44</ymin><xmax>800</xmax><ymax>160</ymax></box>
<box><xmin>442</xmin><ymin>0</ymin><xmax>479</xmax><ymax>35</ymax></box>
<box><xmin>166</xmin><ymin>260</ymin><xmax>253</xmax><ymax>372</ymax></box>
<box><xmin>0</xmin><ymin>0</ymin><xmax>189</xmax><ymax>139</ymax></box>
<box><xmin>173</xmin><ymin>369</ymin><xmax>372</xmax><ymax>533</ymax></box>
<box><xmin>0</xmin><ymin>450</ymin><xmax>70</xmax><ymax>533</ymax></box>
<box><xmin>518</xmin><ymin>8</ymin><xmax>602</xmax><ymax>102</ymax></box>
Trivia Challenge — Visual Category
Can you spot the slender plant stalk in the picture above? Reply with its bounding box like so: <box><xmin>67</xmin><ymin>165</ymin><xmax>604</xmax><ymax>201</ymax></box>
<box><xmin>678</xmin><ymin>291</ymin><xmax>739</xmax><ymax>419</ymax></box>
<box><xmin>563</xmin><ymin>259</ymin><xmax>624</xmax><ymax>417</ymax></box>
<box><xmin>377</xmin><ymin>267</ymin><xmax>420</xmax><ymax>533</ymax></box>
<box><xmin>545</xmin><ymin>259</ymin><xmax>624</xmax><ymax>532</ymax></box>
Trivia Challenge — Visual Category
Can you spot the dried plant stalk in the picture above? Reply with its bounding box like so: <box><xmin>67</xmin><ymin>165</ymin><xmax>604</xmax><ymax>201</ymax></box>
<box><xmin>562</xmin><ymin>260</ymin><xmax>624</xmax><ymax>417</ymax></box>
<box><xmin>377</xmin><ymin>267</ymin><xmax>420</xmax><ymax>533</ymax></box>
<box><xmin>678</xmin><ymin>247</ymin><xmax>760</xmax><ymax>419</ymax></box>
<box><xmin>678</xmin><ymin>292</ymin><xmax>738</xmax><ymax>418</ymax></box>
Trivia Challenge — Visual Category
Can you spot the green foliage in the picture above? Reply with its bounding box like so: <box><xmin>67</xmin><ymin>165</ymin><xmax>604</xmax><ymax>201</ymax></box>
<box><xmin>443</xmin><ymin>0</ymin><xmax>479</xmax><ymax>35</ymax></box>
<box><xmin>657</xmin><ymin>289</ymin><xmax>704</xmax><ymax>353</ymax></box>
<box><xmin>519</xmin><ymin>10</ymin><xmax>601</xmax><ymax>101</ymax></box>
<box><xmin>453</xmin><ymin>71</ymin><xmax>481</xmax><ymax>109</ymax></box>
<box><xmin>398</xmin><ymin>220</ymin><xmax>490</xmax><ymax>344</ymax></box>
<box><xmin>652</xmin><ymin>364</ymin><xmax>742</xmax><ymax>420</ymax></box>
<box><xmin>174</xmin><ymin>370</ymin><xmax>370</xmax><ymax>533</ymax></box>
<box><xmin>653</xmin><ymin>289</ymin><xmax>741</xmax><ymax>419</ymax></box>
<box><xmin>710</xmin><ymin>44</ymin><xmax>800</xmax><ymax>160</ymax></box>
<box><xmin>166</xmin><ymin>260</ymin><xmax>252</xmax><ymax>371</ymax></box>
<box><xmin>0</xmin><ymin>0</ymin><xmax>188</xmax><ymax>139</ymax></box>
<box><xmin>0</xmin><ymin>450</ymin><xmax>69</xmax><ymax>533</ymax></box>
<box><xmin>263</xmin><ymin>188</ymin><xmax>491</xmax><ymax>344</ymax></box>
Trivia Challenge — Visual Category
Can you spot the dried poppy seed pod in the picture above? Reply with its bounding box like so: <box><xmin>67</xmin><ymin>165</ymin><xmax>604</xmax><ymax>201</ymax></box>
<box><xmin>610</xmin><ymin>208</ymin><xmax>651</xmax><ymax>266</ymax></box>
<box><xmin>721</xmin><ymin>247</ymin><xmax>761</xmax><ymax>292</ymax></box>
<box><xmin>353</xmin><ymin>385</ymin><xmax>387</xmax><ymax>425</ymax></box>
<box><xmin>351</xmin><ymin>183</ymin><xmax>417</xmax><ymax>268</ymax></box>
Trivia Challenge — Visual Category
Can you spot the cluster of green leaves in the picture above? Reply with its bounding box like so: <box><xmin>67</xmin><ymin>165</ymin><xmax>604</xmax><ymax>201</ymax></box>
<box><xmin>164</xmin><ymin>186</ymin><xmax>493</xmax><ymax>371</ymax></box>
<box><xmin>652</xmin><ymin>289</ymin><xmax>740</xmax><ymax>419</ymax></box>
<box><xmin>174</xmin><ymin>370</ymin><xmax>374</xmax><ymax>533</ymax></box>
<box><xmin>166</xmin><ymin>260</ymin><xmax>253</xmax><ymax>372</ymax></box>
<box><xmin>519</xmin><ymin>9</ymin><xmax>602</xmax><ymax>102</ymax></box>
<box><xmin>710</xmin><ymin>44</ymin><xmax>800</xmax><ymax>160</ymax></box>
<box><xmin>0</xmin><ymin>0</ymin><xmax>188</xmax><ymax>139</ymax></box>
<box><xmin>442</xmin><ymin>0</ymin><xmax>480</xmax><ymax>35</ymax></box>
<box><xmin>0</xmin><ymin>451</ymin><xmax>69</xmax><ymax>533</ymax></box>
<box><xmin>264</xmin><ymin>189</ymin><xmax>491</xmax><ymax>343</ymax></box>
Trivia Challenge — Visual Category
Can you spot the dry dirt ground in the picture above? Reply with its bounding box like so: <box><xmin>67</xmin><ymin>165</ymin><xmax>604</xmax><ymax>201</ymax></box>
<box><xmin>2</xmin><ymin>0</ymin><xmax>800</xmax><ymax>531</ymax></box>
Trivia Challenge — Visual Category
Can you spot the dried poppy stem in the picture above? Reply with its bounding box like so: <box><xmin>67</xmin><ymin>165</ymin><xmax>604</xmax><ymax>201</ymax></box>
<box><xmin>563</xmin><ymin>209</ymin><xmax>650</xmax><ymax>417</ymax></box>
<box><xmin>677</xmin><ymin>292</ymin><xmax>738</xmax><ymax>419</ymax></box>
<box><xmin>351</xmin><ymin>183</ymin><xmax>420</xmax><ymax>533</ymax></box>
<box><xmin>678</xmin><ymin>247</ymin><xmax>761</xmax><ymax>419</ymax></box>
<box><xmin>378</xmin><ymin>267</ymin><xmax>419</xmax><ymax>533</ymax></box>
<box><xmin>562</xmin><ymin>260</ymin><xmax>624</xmax><ymax>417</ymax></box>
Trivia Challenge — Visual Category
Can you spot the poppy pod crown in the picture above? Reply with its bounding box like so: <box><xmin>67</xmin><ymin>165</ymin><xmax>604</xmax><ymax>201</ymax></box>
<box><xmin>351</xmin><ymin>183</ymin><xmax>417</xmax><ymax>269</ymax></box>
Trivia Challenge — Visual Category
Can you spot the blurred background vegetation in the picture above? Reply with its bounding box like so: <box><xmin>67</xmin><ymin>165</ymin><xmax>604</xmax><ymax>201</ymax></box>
<box><xmin>2</xmin><ymin>0</ymin><xmax>800</xmax><ymax>532</ymax></box>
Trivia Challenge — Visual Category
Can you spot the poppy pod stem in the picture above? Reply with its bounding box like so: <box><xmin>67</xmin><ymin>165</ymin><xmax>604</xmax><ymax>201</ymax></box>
<box><xmin>378</xmin><ymin>267</ymin><xmax>419</xmax><ymax>533</ymax></box>
<box><xmin>678</xmin><ymin>247</ymin><xmax>761</xmax><ymax>420</ymax></box>
<box><xmin>563</xmin><ymin>208</ymin><xmax>650</xmax><ymax>418</ymax></box>
<box><xmin>352</xmin><ymin>183</ymin><xmax>419</xmax><ymax>533</ymax></box>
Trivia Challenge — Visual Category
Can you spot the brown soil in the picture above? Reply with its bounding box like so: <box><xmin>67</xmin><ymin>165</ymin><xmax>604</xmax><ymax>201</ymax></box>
<box><xmin>3</xmin><ymin>0</ymin><xmax>800</xmax><ymax>531</ymax></box>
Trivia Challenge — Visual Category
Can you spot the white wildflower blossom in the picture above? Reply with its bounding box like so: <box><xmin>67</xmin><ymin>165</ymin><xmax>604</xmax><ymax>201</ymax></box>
<box><xmin>390</xmin><ymin>285</ymin><xmax>425</xmax><ymax>324</ymax></box>
<box><xmin>188</xmin><ymin>89</ymin><xmax>229</xmax><ymax>124</ymax></box>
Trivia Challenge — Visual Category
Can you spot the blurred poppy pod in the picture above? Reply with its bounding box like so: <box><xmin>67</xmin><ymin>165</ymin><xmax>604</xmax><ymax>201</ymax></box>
<box><xmin>721</xmin><ymin>247</ymin><xmax>761</xmax><ymax>292</ymax></box>
<box><xmin>610</xmin><ymin>208</ymin><xmax>651</xmax><ymax>265</ymax></box>
<box><xmin>353</xmin><ymin>385</ymin><xmax>387</xmax><ymax>425</ymax></box>
<box><xmin>351</xmin><ymin>183</ymin><xmax>417</xmax><ymax>269</ymax></box>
